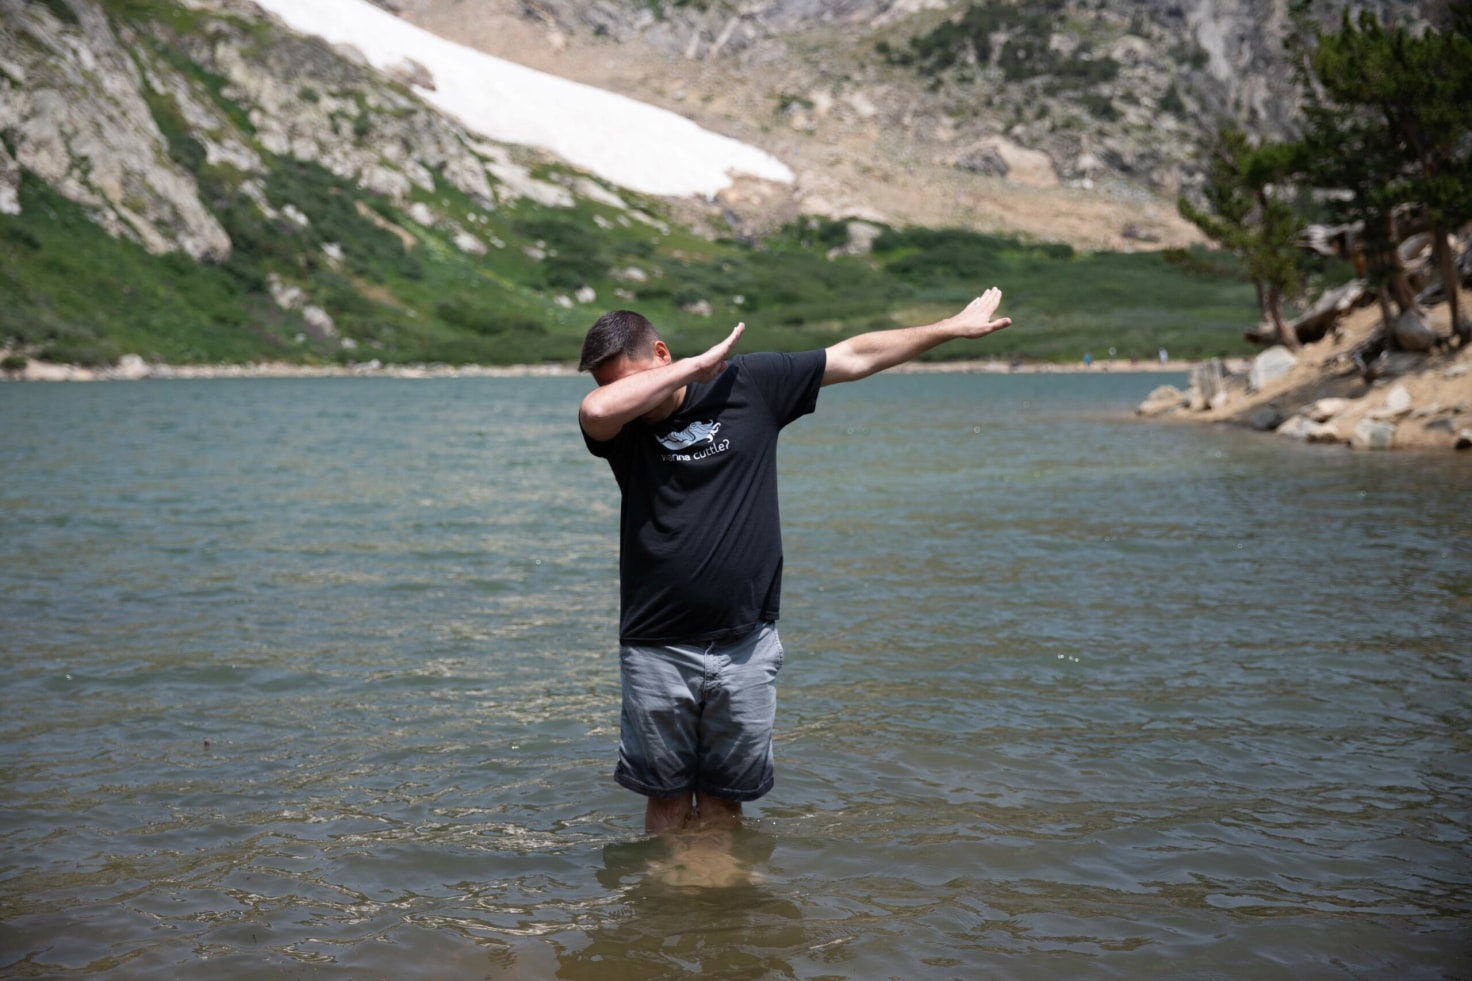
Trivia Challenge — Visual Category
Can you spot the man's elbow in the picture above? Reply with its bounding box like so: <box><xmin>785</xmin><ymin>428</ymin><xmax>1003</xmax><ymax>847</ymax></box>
<box><xmin>821</xmin><ymin>344</ymin><xmax>871</xmax><ymax>386</ymax></box>
<box><xmin>579</xmin><ymin>400</ymin><xmax>622</xmax><ymax>442</ymax></box>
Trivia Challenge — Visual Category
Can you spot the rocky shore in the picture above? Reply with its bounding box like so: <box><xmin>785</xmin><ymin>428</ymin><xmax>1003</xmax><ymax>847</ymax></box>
<box><xmin>1136</xmin><ymin>293</ymin><xmax>1472</xmax><ymax>453</ymax></box>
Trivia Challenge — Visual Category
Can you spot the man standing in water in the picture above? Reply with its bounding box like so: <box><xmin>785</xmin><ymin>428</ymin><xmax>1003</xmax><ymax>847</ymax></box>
<box><xmin>579</xmin><ymin>289</ymin><xmax>1011</xmax><ymax>833</ymax></box>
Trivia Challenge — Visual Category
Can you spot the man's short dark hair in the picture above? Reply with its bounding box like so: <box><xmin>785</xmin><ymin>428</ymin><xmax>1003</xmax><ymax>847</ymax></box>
<box><xmin>579</xmin><ymin>310</ymin><xmax>661</xmax><ymax>373</ymax></box>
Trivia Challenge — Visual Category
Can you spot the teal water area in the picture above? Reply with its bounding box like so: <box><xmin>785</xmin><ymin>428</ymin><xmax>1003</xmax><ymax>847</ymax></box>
<box><xmin>2</xmin><ymin>373</ymin><xmax>1468</xmax><ymax>978</ymax></box>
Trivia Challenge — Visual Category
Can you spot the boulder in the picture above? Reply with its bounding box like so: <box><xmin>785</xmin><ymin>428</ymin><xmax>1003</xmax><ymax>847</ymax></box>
<box><xmin>956</xmin><ymin>144</ymin><xmax>1009</xmax><ymax>178</ymax></box>
<box><xmin>1351</xmin><ymin>418</ymin><xmax>1396</xmax><ymax>450</ymax></box>
<box><xmin>1456</xmin><ymin>429</ymin><xmax>1472</xmax><ymax>451</ymax></box>
<box><xmin>1248</xmin><ymin>345</ymin><xmax>1297</xmax><ymax>392</ymax></box>
<box><xmin>112</xmin><ymin>354</ymin><xmax>150</xmax><ymax>380</ymax></box>
<box><xmin>0</xmin><ymin>141</ymin><xmax>19</xmax><ymax>216</ymax></box>
<box><xmin>452</xmin><ymin>230</ymin><xmax>486</xmax><ymax>255</ymax></box>
<box><xmin>1135</xmin><ymin>384</ymin><xmax>1185</xmax><ymax>416</ymax></box>
<box><xmin>1277</xmin><ymin>415</ymin><xmax>1340</xmax><ymax>443</ymax></box>
<box><xmin>1188</xmin><ymin>359</ymin><xmax>1229</xmax><ymax>411</ymax></box>
<box><xmin>302</xmin><ymin>304</ymin><xmax>336</xmax><ymax>337</ymax></box>
<box><xmin>1306</xmin><ymin>422</ymin><xmax>1341</xmax><ymax>444</ymax></box>
<box><xmin>1381</xmin><ymin>351</ymin><xmax>1428</xmax><ymax>377</ymax></box>
<box><xmin>1392</xmin><ymin>309</ymin><xmax>1437</xmax><ymax>352</ymax></box>
<box><xmin>1304</xmin><ymin>397</ymin><xmax>1351</xmax><ymax>422</ymax></box>
<box><xmin>1250</xmin><ymin>405</ymin><xmax>1285</xmax><ymax>431</ymax></box>
<box><xmin>1368</xmin><ymin>383</ymin><xmax>1413</xmax><ymax>421</ymax></box>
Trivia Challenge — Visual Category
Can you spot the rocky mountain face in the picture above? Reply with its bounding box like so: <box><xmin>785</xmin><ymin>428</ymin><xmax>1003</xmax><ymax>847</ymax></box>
<box><xmin>0</xmin><ymin>0</ymin><xmax>624</xmax><ymax>264</ymax></box>
<box><xmin>395</xmin><ymin>0</ymin><xmax>1432</xmax><ymax>248</ymax></box>
<box><xmin>0</xmin><ymin>0</ymin><xmax>1434</xmax><ymax>265</ymax></box>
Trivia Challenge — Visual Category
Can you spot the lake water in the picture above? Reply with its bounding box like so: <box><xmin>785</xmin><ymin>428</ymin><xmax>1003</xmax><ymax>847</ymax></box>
<box><xmin>1</xmin><ymin>372</ymin><xmax>1468</xmax><ymax>979</ymax></box>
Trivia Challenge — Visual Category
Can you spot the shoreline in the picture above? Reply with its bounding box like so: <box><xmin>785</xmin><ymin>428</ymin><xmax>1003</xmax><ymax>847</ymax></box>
<box><xmin>1</xmin><ymin>355</ymin><xmax>1202</xmax><ymax>383</ymax></box>
<box><xmin>1134</xmin><ymin>294</ymin><xmax>1472</xmax><ymax>454</ymax></box>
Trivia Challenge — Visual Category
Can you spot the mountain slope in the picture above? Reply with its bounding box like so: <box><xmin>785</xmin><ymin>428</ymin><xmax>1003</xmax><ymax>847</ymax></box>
<box><xmin>0</xmin><ymin>0</ymin><xmax>1269</xmax><ymax>369</ymax></box>
<box><xmin>396</xmin><ymin>0</ymin><xmax>1433</xmax><ymax>249</ymax></box>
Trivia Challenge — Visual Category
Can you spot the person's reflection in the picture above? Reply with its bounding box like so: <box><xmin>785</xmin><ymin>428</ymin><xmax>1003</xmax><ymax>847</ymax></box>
<box><xmin>555</xmin><ymin>828</ymin><xmax>805</xmax><ymax>979</ymax></box>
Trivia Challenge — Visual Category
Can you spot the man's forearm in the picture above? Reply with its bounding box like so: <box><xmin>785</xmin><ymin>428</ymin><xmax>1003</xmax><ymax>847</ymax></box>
<box><xmin>824</xmin><ymin>290</ymin><xmax>1009</xmax><ymax>386</ymax></box>
<box><xmin>825</xmin><ymin>322</ymin><xmax>955</xmax><ymax>383</ymax></box>
<box><xmin>579</xmin><ymin>358</ymin><xmax>698</xmax><ymax>438</ymax></box>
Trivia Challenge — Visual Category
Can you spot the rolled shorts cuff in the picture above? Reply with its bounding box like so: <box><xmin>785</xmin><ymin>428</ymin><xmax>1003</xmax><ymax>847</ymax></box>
<box><xmin>612</xmin><ymin>764</ymin><xmax>692</xmax><ymax>800</ymax></box>
<box><xmin>612</xmin><ymin>763</ymin><xmax>774</xmax><ymax>803</ymax></box>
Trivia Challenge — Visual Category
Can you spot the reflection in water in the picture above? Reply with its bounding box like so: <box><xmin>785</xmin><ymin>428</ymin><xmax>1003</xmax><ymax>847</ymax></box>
<box><xmin>558</xmin><ymin>829</ymin><xmax>800</xmax><ymax>979</ymax></box>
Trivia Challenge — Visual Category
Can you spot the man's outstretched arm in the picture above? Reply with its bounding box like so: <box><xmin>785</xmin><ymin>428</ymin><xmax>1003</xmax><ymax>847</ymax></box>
<box><xmin>822</xmin><ymin>288</ymin><xmax>1011</xmax><ymax>387</ymax></box>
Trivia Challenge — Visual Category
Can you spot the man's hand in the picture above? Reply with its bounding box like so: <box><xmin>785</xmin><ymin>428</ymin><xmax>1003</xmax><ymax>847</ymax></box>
<box><xmin>688</xmin><ymin>322</ymin><xmax>744</xmax><ymax>382</ymax></box>
<box><xmin>946</xmin><ymin>288</ymin><xmax>1011</xmax><ymax>338</ymax></box>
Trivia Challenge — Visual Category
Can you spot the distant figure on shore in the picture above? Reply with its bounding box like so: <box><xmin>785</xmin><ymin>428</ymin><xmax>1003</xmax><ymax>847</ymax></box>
<box><xmin>578</xmin><ymin>290</ymin><xmax>1012</xmax><ymax>835</ymax></box>
<box><xmin>1084</xmin><ymin>351</ymin><xmax>1093</xmax><ymax>368</ymax></box>
<box><xmin>1159</xmin><ymin>348</ymin><xmax>1169</xmax><ymax>365</ymax></box>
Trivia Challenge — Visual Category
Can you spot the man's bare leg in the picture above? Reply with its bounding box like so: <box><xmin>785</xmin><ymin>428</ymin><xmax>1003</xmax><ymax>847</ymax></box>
<box><xmin>649</xmin><ymin>793</ymin><xmax>752</xmax><ymax>887</ymax></box>
<box><xmin>645</xmin><ymin>794</ymin><xmax>694</xmax><ymax>834</ymax></box>
<box><xmin>693</xmin><ymin>792</ymin><xmax>742</xmax><ymax>829</ymax></box>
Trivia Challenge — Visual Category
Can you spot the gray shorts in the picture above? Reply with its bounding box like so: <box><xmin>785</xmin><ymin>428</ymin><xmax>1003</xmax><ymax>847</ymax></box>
<box><xmin>615</xmin><ymin>622</ymin><xmax>785</xmax><ymax>802</ymax></box>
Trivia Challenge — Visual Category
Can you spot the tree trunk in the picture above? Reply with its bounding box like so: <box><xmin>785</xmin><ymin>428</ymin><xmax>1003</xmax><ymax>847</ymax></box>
<box><xmin>1267</xmin><ymin>282</ymin><xmax>1299</xmax><ymax>349</ymax></box>
<box><xmin>1435</xmin><ymin>227</ymin><xmax>1467</xmax><ymax>345</ymax></box>
<box><xmin>1383</xmin><ymin>208</ymin><xmax>1420</xmax><ymax>316</ymax></box>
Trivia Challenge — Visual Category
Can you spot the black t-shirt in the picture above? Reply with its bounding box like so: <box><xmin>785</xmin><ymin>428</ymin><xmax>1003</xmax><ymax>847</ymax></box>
<box><xmin>584</xmin><ymin>349</ymin><xmax>827</xmax><ymax>645</ymax></box>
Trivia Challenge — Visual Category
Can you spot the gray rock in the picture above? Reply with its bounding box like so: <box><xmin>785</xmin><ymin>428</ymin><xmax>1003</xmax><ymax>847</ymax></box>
<box><xmin>1188</xmin><ymin>359</ymin><xmax>1229</xmax><ymax>411</ymax></box>
<box><xmin>0</xmin><ymin>141</ymin><xmax>20</xmax><ymax>216</ymax></box>
<box><xmin>1278</xmin><ymin>415</ymin><xmax>1341</xmax><ymax>442</ymax></box>
<box><xmin>1135</xmin><ymin>384</ymin><xmax>1184</xmax><ymax>416</ymax></box>
<box><xmin>1305</xmin><ymin>397</ymin><xmax>1351</xmax><ymax>422</ymax></box>
<box><xmin>1392</xmin><ymin>309</ymin><xmax>1437</xmax><ymax>352</ymax></box>
<box><xmin>1351</xmin><ymin>418</ymin><xmax>1396</xmax><ymax>450</ymax></box>
<box><xmin>1369</xmin><ymin>383</ymin><xmax>1414</xmax><ymax>420</ymax></box>
<box><xmin>955</xmin><ymin>144</ymin><xmax>1009</xmax><ymax>178</ymax></box>
<box><xmin>1248</xmin><ymin>345</ymin><xmax>1297</xmax><ymax>392</ymax></box>
<box><xmin>1305</xmin><ymin>421</ymin><xmax>1341</xmax><ymax>444</ymax></box>
<box><xmin>1250</xmin><ymin>405</ymin><xmax>1285</xmax><ymax>431</ymax></box>
<box><xmin>1380</xmin><ymin>351</ymin><xmax>1428</xmax><ymax>377</ymax></box>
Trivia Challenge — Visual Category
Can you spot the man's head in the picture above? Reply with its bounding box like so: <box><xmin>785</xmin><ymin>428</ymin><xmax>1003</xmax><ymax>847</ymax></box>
<box><xmin>579</xmin><ymin>310</ymin><xmax>670</xmax><ymax>386</ymax></box>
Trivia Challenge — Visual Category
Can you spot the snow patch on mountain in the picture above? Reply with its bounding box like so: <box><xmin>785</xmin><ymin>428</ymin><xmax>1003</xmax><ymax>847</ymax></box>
<box><xmin>250</xmin><ymin>0</ymin><xmax>794</xmax><ymax>198</ymax></box>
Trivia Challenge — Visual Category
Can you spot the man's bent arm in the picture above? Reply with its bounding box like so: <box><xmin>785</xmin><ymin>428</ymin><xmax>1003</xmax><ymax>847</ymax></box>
<box><xmin>823</xmin><ymin>288</ymin><xmax>1011</xmax><ymax>386</ymax></box>
<box><xmin>579</xmin><ymin>323</ymin><xmax>744</xmax><ymax>441</ymax></box>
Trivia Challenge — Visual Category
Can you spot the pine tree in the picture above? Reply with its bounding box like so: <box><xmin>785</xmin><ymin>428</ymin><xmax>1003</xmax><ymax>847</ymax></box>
<box><xmin>1299</xmin><ymin>6</ymin><xmax>1472</xmax><ymax>344</ymax></box>
<box><xmin>1179</xmin><ymin>130</ymin><xmax>1304</xmax><ymax>349</ymax></box>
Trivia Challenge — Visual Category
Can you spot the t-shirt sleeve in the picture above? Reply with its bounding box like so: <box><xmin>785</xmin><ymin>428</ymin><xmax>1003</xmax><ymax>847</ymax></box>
<box><xmin>740</xmin><ymin>349</ymin><xmax>826</xmax><ymax>427</ymax></box>
<box><xmin>583</xmin><ymin>427</ymin><xmax>609</xmax><ymax>458</ymax></box>
<box><xmin>582</xmin><ymin>422</ymin><xmax>625</xmax><ymax>459</ymax></box>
